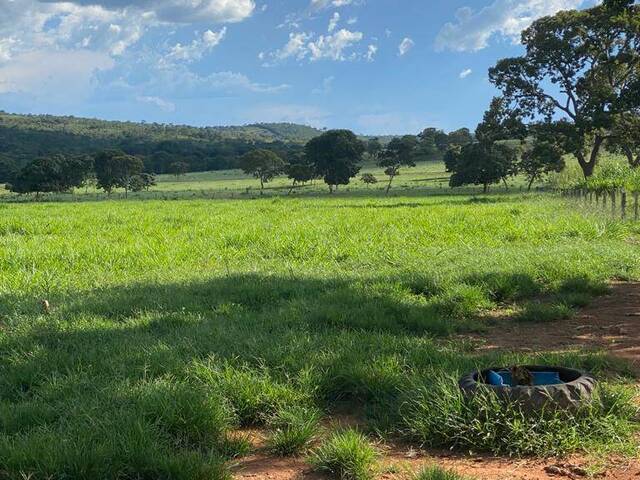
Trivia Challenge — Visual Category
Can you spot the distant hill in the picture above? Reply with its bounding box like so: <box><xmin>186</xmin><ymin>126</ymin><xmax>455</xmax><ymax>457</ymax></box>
<box><xmin>0</xmin><ymin>112</ymin><xmax>325</xmax><ymax>179</ymax></box>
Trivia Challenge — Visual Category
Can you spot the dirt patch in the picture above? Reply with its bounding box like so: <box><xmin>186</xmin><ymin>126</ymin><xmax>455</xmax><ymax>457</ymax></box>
<box><xmin>475</xmin><ymin>282</ymin><xmax>640</xmax><ymax>374</ymax></box>
<box><xmin>232</xmin><ymin>283</ymin><xmax>640</xmax><ymax>479</ymax></box>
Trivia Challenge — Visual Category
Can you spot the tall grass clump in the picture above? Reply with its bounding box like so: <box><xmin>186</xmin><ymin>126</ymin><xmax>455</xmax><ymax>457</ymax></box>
<box><xmin>265</xmin><ymin>405</ymin><xmax>322</xmax><ymax>456</ymax></box>
<box><xmin>402</xmin><ymin>377</ymin><xmax>639</xmax><ymax>457</ymax></box>
<box><xmin>415</xmin><ymin>465</ymin><xmax>470</xmax><ymax>480</ymax></box>
<box><xmin>310</xmin><ymin>429</ymin><xmax>378</xmax><ymax>480</ymax></box>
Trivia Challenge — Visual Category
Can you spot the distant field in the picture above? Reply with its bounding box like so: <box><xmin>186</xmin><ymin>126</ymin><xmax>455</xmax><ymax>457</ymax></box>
<box><xmin>0</xmin><ymin>161</ymin><xmax>536</xmax><ymax>202</ymax></box>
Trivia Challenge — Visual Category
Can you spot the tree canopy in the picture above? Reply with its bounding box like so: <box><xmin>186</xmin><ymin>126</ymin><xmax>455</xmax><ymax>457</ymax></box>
<box><xmin>239</xmin><ymin>149</ymin><xmax>286</xmax><ymax>191</ymax></box>
<box><xmin>94</xmin><ymin>150</ymin><xmax>144</xmax><ymax>196</ymax></box>
<box><xmin>305</xmin><ymin>130</ymin><xmax>365</xmax><ymax>192</ymax></box>
<box><xmin>378</xmin><ymin>135</ymin><xmax>418</xmax><ymax>194</ymax></box>
<box><xmin>489</xmin><ymin>2</ymin><xmax>640</xmax><ymax>177</ymax></box>
<box><xmin>8</xmin><ymin>155</ymin><xmax>92</xmax><ymax>195</ymax></box>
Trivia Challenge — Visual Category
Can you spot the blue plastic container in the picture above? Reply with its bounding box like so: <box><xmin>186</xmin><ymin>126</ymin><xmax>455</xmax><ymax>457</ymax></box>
<box><xmin>487</xmin><ymin>370</ymin><xmax>562</xmax><ymax>387</ymax></box>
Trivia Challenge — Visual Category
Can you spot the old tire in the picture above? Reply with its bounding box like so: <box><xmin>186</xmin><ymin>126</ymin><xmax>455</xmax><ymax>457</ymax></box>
<box><xmin>459</xmin><ymin>366</ymin><xmax>596</xmax><ymax>411</ymax></box>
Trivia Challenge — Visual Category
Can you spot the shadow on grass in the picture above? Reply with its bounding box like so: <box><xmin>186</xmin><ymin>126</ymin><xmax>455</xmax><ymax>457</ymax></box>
<box><xmin>0</xmin><ymin>272</ymin><xmax>629</xmax><ymax>479</ymax></box>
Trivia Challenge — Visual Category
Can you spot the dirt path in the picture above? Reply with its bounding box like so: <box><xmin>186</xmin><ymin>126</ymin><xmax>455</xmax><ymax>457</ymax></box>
<box><xmin>232</xmin><ymin>283</ymin><xmax>640</xmax><ymax>480</ymax></box>
<box><xmin>477</xmin><ymin>282</ymin><xmax>640</xmax><ymax>374</ymax></box>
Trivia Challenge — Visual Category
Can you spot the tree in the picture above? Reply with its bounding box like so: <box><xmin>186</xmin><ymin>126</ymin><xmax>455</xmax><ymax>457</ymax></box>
<box><xmin>378</xmin><ymin>135</ymin><xmax>418</xmax><ymax>194</ymax></box>
<box><xmin>366</xmin><ymin>138</ymin><xmax>383</xmax><ymax>160</ymax></box>
<box><xmin>0</xmin><ymin>157</ymin><xmax>18</xmax><ymax>184</ymax></box>
<box><xmin>418</xmin><ymin>128</ymin><xmax>449</xmax><ymax>156</ymax></box>
<box><xmin>8</xmin><ymin>155</ymin><xmax>92</xmax><ymax>196</ymax></box>
<box><xmin>286</xmin><ymin>163</ymin><xmax>315</xmax><ymax>187</ymax></box>
<box><xmin>94</xmin><ymin>150</ymin><xmax>144</xmax><ymax>197</ymax></box>
<box><xmin>520</xmin><ymin>140</ymin><xmax>566</xmax><ymax>190</ymax></box>
<box><xmin>447</xmin><ymin>128</ymin><xmax>474</xmax><ymax>148</ymax></box>
<box><xmin>360</xmin><ymin>173</ymin><xmax>378</xmax><ymax>188</ymax></box>
<box><xmin>475</xmin><ymin>97</ymin><xmax>527</xmax><ymax>145</ymax></box>
<box><xmin>129</xmin><ymin>173</ymin><xmax>157</xmax><ymax>192</ymax></box>
<box><xmin>489</xmin><ymin>2</ymin><xmax>640</xmax><ymax>178</ymax></box>
<box><xmin>239</xmin><ymin>149</ymin><xmax>286</xmax><ymax>191</ymax></box>
<box><xmin>169</xmin><ymin>161</ymin><xmax>189</xmax><ymax>180</ymax></box>
<box><xmin>305</xmin><ymin>130</ymin><xmax>365</xmax><ymax>193</ymax></box>
<box><xmin>610</xmin><ymin>113</ymin><xmax>640</xmax><ymax>167</ymax></box>
<box><xmin>449</xmin><ymin>142</ymin><xmax>519</xmax><ymax>193</ymax></box>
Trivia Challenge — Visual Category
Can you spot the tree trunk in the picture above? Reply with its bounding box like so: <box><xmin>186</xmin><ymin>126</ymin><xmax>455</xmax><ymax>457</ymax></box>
<box><xmin>260</xmin><ymin>177</ymin><xmax>264</xmax><ymax>193</ymax></box>
<box><xmin>502</xmin><ymin>177</ymin><xmax>509</xmax><ymax>191</ymax></box>
<box><xmin>527</xmin><ymin>176</ymin><xmax>535</xmax><ymax>192</ymax></box>
<box><xmin>483</xmin><ymin>183</ymin><xmax>488</xmax><ymax>194</ymax></box>
<box><xmin>386</xmin><ymin>176</ymin><xmax>394</xmax><ymax>195</ymax></box>
<box><xmin>576</xmin><ymin>136</ymin><xmax>604</xmax><ymax>178</ymax></box>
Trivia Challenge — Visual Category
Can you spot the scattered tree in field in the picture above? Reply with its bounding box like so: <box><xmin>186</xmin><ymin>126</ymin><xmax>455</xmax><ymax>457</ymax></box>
<box><xmin>130</xmin><ymin>173</ymin><xmax>157</xmax><ymax>192</ymax></box>
<box><xmin>418</xmin><ymin>128</ymin><xmax>450</xmax><ymax>156</ymax></box>
<box><xmin>286</xmin><ymin>162</ymin><xmax>315</xmax><ymax>187</ymax></box>
<box><xmin>378</xmin><ymin>135</ymin><xmax>418</xmax><ymax>194</ymax></box>
<box><xmin>449</xmin><ymin>142</ymin><xmax>519</xmax><ymax>193</ymax></box>
<box><xmin>94</xmin><ymin>150</ymin><xmax>144</xmax><ymax>197</ymax></box>
<box><xmin>360</xmin><ymin>173</ymin><xmax>378</xmax><ymax>188</ymax></box>
<box><xmin>489</xmin><ymin>2</ymin><xmax>640</xmax><ymax>178</ymax></box>
<box><xmin>239</xmin><ymin>149</ymin><xmax>286</xmax><ymax>192</ymax></box>
<box><xmin>169</xmin><ymin>161</ymin><xmax>189</xmax><ymax>180</ymax></box>
<box><xmin>8</xmin><ymin>155</ymin><xmax>92</xmax><ymax>196</ymax></box>
<box><xmin>305</xmin><ymin>130</ymin><xmax>365</xmax><ymax>193</ymax></box>
<box><xmin>366</xmin><ymin>138</ymin><xmax>383</xmax><ymax>160</ymax></box>
<box><xmin>520</xmin><ymin>141</ymin><xmax>565</xmax><ymax>190</ymax></box>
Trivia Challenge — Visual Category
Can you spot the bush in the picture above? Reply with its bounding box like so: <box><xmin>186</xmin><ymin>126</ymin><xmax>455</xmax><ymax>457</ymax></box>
<box><xmin>515</xmin><ymin>301</ymin><xmax>573</xmax><ymax>323</ymax></box>
<box><xmin>265</xmin><ymin>405</ymin><xmax>322</xmax><ymax>456</ymax></box>
<box><xmin>310</xmin><ymin>429</ymin><xmax>378</xmax><ymax>480</ymax></box>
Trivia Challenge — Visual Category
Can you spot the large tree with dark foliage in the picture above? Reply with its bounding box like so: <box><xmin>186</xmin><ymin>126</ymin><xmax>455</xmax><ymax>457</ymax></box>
<box><xmin>489</xmin><ymin>0</ymin><xmax>640</xmax><ymax>178</ymax></box>
<box><xmin>448</xmin><ymin>143</ymin><xmax>518</xmax><ymax>193</ymax></box>
<box><xmin>8</xmin><ymin>155</ymin><xmax>92</xmax><ymax>195</ymax></box>
<box><xmin>378</xmin><ymin>135</ymin><xmax>418</xmax><ymax>194</ymax></box>
<box><xmin>94</xmin><ymin>150</ymin><xmax>144</xmax><ymax>197</ymax></box>
<box><xmin>305</xmin><ymin>130</ymin><xmax>365</xmax><ymax>193</ymax></box>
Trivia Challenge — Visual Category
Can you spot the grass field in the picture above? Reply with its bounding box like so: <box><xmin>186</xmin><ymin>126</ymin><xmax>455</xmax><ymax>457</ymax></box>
<box><xmin>1</xmin><ymin>163</ymin><xmax>640</xmax><ymax>479</ymax></box>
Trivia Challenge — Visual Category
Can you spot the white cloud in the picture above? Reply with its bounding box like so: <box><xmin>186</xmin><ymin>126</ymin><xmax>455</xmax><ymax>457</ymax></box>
<box><xmin>398</xmin><ymin>37</ymin><xmax>414</xmax><ymax>56</ymax></box>
<box><xmin>459</xmin><ymin>68</ymin><xmax>473</xmax><ymax>79</ymax></box>
<box><xmin>435</xmin><ymin>0</ymin><xmax>587</xmax><ymax>52</ymax></box>
<box><xmin>328</xmin><ymin>12</ymin><xmax>340</xmax><ymax>32</ymax></box>
<box><xmin>164</xmin><ymin>27</ymin><xmax>226</xmax><ymax>64</ymax></box>
<box><xmin>308</xmin><ymin>29</ymin><xmax>363</xmax><ymax>61</ymax></box>
<box><xmin>310</xmin><ymin>0</ymin><xmax>354</xmax><ymax>10</ymax></box>
<box><xmin>365</xmin><ymin>44</ymin><xmax>377</xmax><ymax>62</ymax></box>
<box><xmin>266</xmin><ymin>28</ymin><xmax>364</xmax><ymax>64</ymax></box>
<box><xmin>0</xmin><ymin>49</ymin><xmax>114</xmax><ymax>98</ymax></box>
<box><xmin>36</xmin><ymin>0</ymin><xmax>256</xmax><ymax>24</ymax></box>
<box><xmin>136</xmin><ymin>95</ymin><xmax>176</xmax><ymax>112</ymax></box>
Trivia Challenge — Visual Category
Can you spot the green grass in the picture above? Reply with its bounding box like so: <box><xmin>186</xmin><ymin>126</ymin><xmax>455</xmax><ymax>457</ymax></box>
<box><xmin>310</xmin><ymin>429</ymin><xmax>378</xmax><ymax>480</ymax></box>
<box><xmin>0</xmin><ymin>175</ymin><xmax>639</xmax><ymax>478</ymax></box>
<box><xmin>265</xmin><ymin>405</ymin><xmax>322</xmax><ymax>456</ymax></box>
<box><xmin>415</xmin><ymin>465</ymin><xmax>471</xmax><ymax>480</ymax></box>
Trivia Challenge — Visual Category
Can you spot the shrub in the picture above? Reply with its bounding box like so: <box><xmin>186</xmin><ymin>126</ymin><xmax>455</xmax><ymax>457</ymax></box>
<box><xmin>310</xmin><ymin>429</ymin><xmax>378</xmax><ymax>480</ymax></box>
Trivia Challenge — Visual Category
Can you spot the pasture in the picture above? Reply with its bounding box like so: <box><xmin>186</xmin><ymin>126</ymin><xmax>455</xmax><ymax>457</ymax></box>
<box><xmin>1</xmin><ymin>167</ymin><xmax>639</xmax><ymax>479</ymax></box>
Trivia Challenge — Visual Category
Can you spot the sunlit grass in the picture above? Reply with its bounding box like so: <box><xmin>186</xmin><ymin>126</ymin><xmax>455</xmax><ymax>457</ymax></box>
<box><xmin>0</xmin><ymin>176</ymin><xmax>639</xmax><ymax>478</ymax></box>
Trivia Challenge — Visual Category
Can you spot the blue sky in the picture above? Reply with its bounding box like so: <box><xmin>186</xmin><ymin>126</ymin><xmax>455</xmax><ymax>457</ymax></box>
<box><xmin>0</xmin><ymin>0</ymin><xmax>592</xmax><ymax>134</ymax></box>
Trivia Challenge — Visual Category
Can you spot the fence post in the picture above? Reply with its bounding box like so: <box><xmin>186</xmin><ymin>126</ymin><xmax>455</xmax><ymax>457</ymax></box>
<box><xmin>635</xmin><ymin>192</ymin><xmax>639</xmax><ymax>221</ymax></box>
<box><xmin>621</xmin><ymin>190</ymin><xmax>627</xmax><ymax>220</ymax></box>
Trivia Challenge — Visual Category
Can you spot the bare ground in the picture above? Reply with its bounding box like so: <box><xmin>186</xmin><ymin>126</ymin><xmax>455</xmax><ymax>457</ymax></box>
<box><xmin>232</xmin><ymin>283</ymin><xmax>640</xmax><ymax>480</ymax></box>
